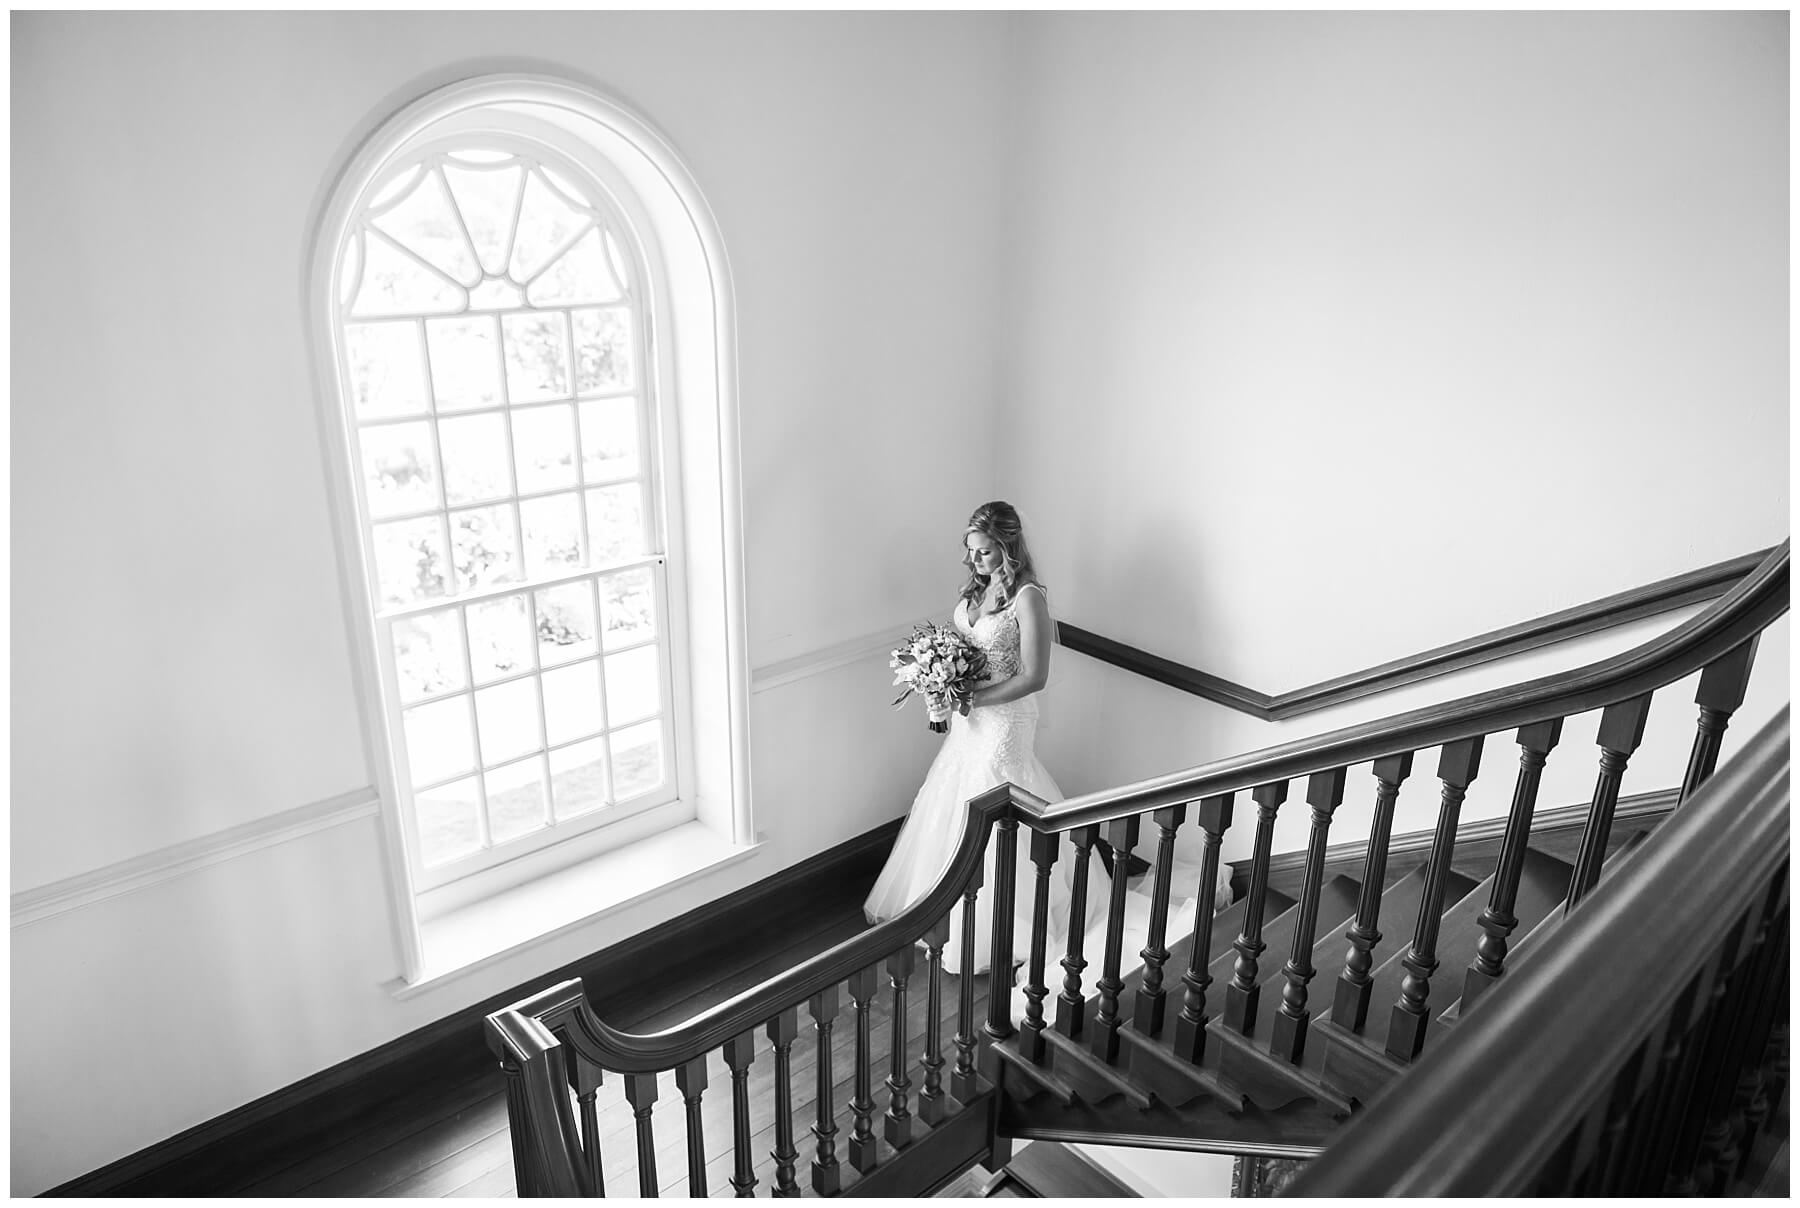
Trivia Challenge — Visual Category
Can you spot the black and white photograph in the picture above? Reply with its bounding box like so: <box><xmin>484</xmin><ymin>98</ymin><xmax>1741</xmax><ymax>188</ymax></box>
<box><xmin>11</xmin><ymin>8</ymin><xmax>1789</xmax><ymax>1198</ymax></box>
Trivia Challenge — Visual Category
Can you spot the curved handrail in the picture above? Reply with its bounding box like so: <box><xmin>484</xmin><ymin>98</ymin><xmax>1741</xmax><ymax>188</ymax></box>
<box><xmin>1022</xmin><ymin>540</ymin><xmax>1788</xmax><ymax>832</ymax></box>
<box><xmin>1286</xmin><ymin>705</ymin><xmax>1789</xmax><ymax>1195</ymax></box>
<box><xmin>487</xmin><ymin>541</ymin><xmax>1786</xmax><ymax>1081</ymax></box>
<box><xmin>486</xmin><ymin>784</ymin><xmax>1034</xmax><ymax>1074</ymax></box>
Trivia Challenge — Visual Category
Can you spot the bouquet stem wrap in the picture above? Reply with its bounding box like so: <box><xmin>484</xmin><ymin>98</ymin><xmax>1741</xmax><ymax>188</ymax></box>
<box><xmin>890</xmin><ymin>622</ymin><xmax>988</xmax><ymax>734</ymax></box>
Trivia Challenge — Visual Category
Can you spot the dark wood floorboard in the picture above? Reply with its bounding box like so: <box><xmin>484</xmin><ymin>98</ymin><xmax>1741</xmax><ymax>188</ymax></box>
<box><xmin>257</xmin><ymin>887</ymin><xmax>1008</xmax><ymax>1198</ymax></box>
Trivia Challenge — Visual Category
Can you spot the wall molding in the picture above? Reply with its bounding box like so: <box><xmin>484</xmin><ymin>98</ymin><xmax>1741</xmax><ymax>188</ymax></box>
<box><xmin>11</xmin><ymin>788</ymin><xmax>381</xmax><ymax>929</ymax></box>
<box><xmin>750</xmin><ymin>619</ymin><xmax>926</xmax><ymax>694</ymax></box>
<box><xmin>1060</xmin><ymin>546</ymin><xmax>1773</xmax><ymax>721</ymax></box>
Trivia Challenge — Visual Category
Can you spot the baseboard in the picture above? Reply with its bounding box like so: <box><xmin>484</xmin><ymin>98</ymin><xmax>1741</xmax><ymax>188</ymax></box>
<box><xmin>1231</xmin><ymin>787</ymin><xmax>1678</xmax><ymax>904</ymax></box>
<box><xmin>42</xmin><ymin>818</ymin><xmax>902</xmax><ymax>1197</ymax></box>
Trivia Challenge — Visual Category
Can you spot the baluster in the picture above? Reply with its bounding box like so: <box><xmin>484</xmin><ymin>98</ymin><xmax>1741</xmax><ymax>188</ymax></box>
<box><xmin>1056</xmin><ymin>825</ymin><xmax>1100</xmax><ymax>1038</ymax></box>
<box><xmin>809</xmin><ymin>986</ymin><xmax>841</xmax><ymax>1195</ymax></box>
<box><xmin>847</xmin><ymin>965</ymin><xmax>880</xmax><ymax>1173</ymax></box>
<box><xmin>1021</xmin><ymin>830</ymin><xmax>1060</xmax><ymax>1062</ymax></box>
<box><xmin>985</xmin><ymin>813</ymin><xmax>1020</xmax><ymax>1041</ymax></box>
<box><xmin>1385</xmin><ymin>735</ymin><xmax>1483</xmax><ymax>1063</ymax></box>
<box><xmin>1090</xmin><ymin>816</ymin><xmax>1142</xmax><ymax>1062</ymax></box>
<box><xmin>1174</xmin><ymin>793</ymin><xmax>1233</xmax><ymax>1063</ymax></box>
<box><xmin>1679</xmin><ymin>637</ymin><xmax>1759</xmax><ymax>804</ymax></box>
<box><xmin>1334</xmin><ymin>754</ymin><xmax>1412</xmax><ymax>1031</ymax></box>
<box><xmin>951</xmin><ymin>864</ymin><xmax>983</xmax><ymax>1102</ymax></box>
<box><xmin>885</xmin><ymin>943</ymin><xmax>916</xmax><ymax>1149</ymax></box>
<box><xmin>767</xmin><ymin>1007</ymin><xmax>800</xmax><ymax>1196</ymax></box>
<box><xmin>623</xmin><ymin>1072</ymin><xmax>660</xmax><ymax>1198</ymax></box>
<box><xmin>1272</xmin><ymin>768</ymin><xmax>1347</xmax><ymax>1064</ymax></box>
<box><xmin>1223</xmin><ymin>781</ymin><xmax>1289</xmax><ymax>1035</ymax></box>
<box><xmin>675</xmin><ymin>1057</ymin><xmax>707</xmax><ymax>1197</ymax></box>
<box><xmin>724</xmin><ymin>1031</ymin><xmax>758</xmax><ymax>1196</ymax></box>
<box><xmin>569</xmin><ymin>1050</ymin><xmax>606</xmax><ymax>1197</ymax></box>
<box><xmin>920</xmin><ymin>915</ymin><xmax>951</xmax><ymax>1125</ymax></box>
<box><xmin>1463</xmin><ymin>720</ymin><xmax>1563</xmax><ymax>1011</ymax></box>
<box><xmin>1134</xmin><ymin>804</ymin><xmax>1188</xmax><ymax>1036</ymax></box>
<box><xmin>1566</xmin><ymin>695</ymin><xmax>1652</xmax><ymax>912</ymax></box>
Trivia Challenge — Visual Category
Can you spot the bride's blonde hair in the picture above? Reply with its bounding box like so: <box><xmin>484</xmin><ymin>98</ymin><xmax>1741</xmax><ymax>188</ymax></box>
<box><xmin>959</xmin><ymin>501</ymin><xmax>1040</xmax><ymax>614</ymax></box>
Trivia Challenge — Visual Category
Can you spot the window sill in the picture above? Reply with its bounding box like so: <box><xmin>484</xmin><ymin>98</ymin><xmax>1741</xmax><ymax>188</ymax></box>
<box><xmin>389</xmin><ymin>820</ymin><xmax>762</xmax><ymax>999</ymax></box>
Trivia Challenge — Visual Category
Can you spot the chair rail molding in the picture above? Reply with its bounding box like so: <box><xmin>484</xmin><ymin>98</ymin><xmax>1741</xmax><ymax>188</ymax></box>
<box><xmin>11</xmin><ymin>787</ymin><xmax>382</xmax><ymax>928</ymax></box>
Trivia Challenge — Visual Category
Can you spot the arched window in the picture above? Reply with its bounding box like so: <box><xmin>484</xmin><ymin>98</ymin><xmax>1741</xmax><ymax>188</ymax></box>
<box><xmin>312</xmin><ymin>77</ymin><xmax>749</xmax><ymax>982</ymax></box>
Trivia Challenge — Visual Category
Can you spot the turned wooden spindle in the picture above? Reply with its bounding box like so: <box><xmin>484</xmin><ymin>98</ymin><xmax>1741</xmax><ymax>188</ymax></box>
<box><xmin>1272</xmin><ymin>767</ymin><xmax>1347</xmax><ymax>1064</ymax></box>
<box><xmin>1174</xmin><ymin>793</ymin><xmax>1233</xmax><ymax>1064</ymax></box>
<box><xmin>1134</xmin><ymin>803</ymin><xmax>1188</xmax><ymax>1036</ymax></box>
<box><xmin>623</xmin><ymin>1071</ymin><xmax>660</xmax><ymax>1198</ymax></box>
<box><xmin>985</xmin><ymin>814</ymin><xmax>1020</xmax><ymax>1042</ymax></box>
<box><xmin>767</xmin><ymin>1007</ymin><xmax>800</xmax><ymax>1196</ymax></box>
<box><xmin>1334</xmin><ymin>753</ymin><xmax>1413</xmax><ymax>1032</ymax></box>
<box><xmin>1567</xmin><ymin>695</ymin><xmax>1653</xmax><ymax>912</ymax></box>
<box><xmin>951</xmin><ymin>865</ymin><xmax>983</xmax><ymax>1103</ymax></box>
<box><xmin>675</xmin><ymin>1056</ymin><xmax>709</xmax><ymax>1196</ymax></box>
<box><xmin>846</xmin><ymin>965</ymin><xmax>880</xmax><ymax>1174</ymax></box>
<box><xmin>1680</xmin><ymin>638</ymin><xmax>1759</xmax><ymax>805</ymax></box>
<box><xmin>1463</xmin><ymin>719</ymin><xmax>1563</xmax><ymax>1011</ymax></box>
<box><xmin>1223</xmin><ymin>780</ymin><xmax>1289</xmax><ymax>1035</ymax></box>
<box><xmin>885</xmin><ymin>943</ymin><xmax>916</xmax><ymax>1149</ymax></box>
<box><xmin>1022</xmin><ymin>829</ymin><xmax>1060</xmax><ymax>1063</ymax></box>
<box><xmin>920</xmin><ymin>915</ymin><xmax>951</xmax><ymax>1126</ymax></box>
<box><xmin>809</xmin><ymin>986</ymin><xmax>841</xmax><ymax>1195</ymax></box>
<box><xmin>569</xmin><ymin>1050</ymin><xmax>605</xmax><ymax>1196</ymax></box>
<box><xmin>1386</xmin><ymin>734</ymin><xmax>1483</xmax><ymax>1063</ymax></box>
<box><xmin>724</xmin><ymin>1031</ymin><xmax>758</xmax><ymax>1197</ymax></box>
<box><xmin>1056</xmin><ymin>825</ymin><xmax>1100</xmax><ymax>1039</ymax></box>
<box><xmin>1091</xmin><ymin>815</ymin><xmax>1142</xmax><ymax>1062</ymax></box>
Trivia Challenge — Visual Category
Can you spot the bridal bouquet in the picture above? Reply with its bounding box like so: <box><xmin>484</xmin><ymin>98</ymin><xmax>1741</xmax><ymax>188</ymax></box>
<box><xmin>890</xmin><ymin>622</ymin><xmax>988</xmax><ymax>733</ymax></box>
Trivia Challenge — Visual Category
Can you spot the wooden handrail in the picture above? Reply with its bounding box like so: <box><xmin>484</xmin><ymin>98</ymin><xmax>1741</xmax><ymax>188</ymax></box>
<box><xmin>488</xmin><ymin>541</ymin><xmax>1786</xmax><ymax>1083</ymax></box>
<box><xmin>1023</xmin><ymin>541</ymin><xmax>1788</xmax><ymax>833</ymax></box>
<box><xmin>1286</xmin><ymin>705</ymin><xmax>1790</xmax><ymax>1196</ymax></box>
<box><xmin>1059</xmin><ymin>545</ymin><xmax>1775</xmax><ymax>720</ymax></box>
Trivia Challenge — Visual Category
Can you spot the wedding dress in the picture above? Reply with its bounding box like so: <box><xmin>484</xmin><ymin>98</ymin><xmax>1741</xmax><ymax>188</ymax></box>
<box><xmin>864</xmin><ymin>585</ymin><xmax>1212</xmax><ymax>988</ymax></box>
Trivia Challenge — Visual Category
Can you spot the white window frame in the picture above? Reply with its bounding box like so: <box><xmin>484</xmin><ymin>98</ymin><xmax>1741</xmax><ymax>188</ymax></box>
<box><xmin>306</xmin><ymin>75</ymin><xmax>751</xmax><ymax>984</ymax></box>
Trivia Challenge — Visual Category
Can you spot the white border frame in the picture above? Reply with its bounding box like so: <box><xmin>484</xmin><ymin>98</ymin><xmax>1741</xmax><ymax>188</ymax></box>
<box><xmin>305</xmin><ymin>73</ymin><xmax>750</xmax><ymax>984</ymax></box>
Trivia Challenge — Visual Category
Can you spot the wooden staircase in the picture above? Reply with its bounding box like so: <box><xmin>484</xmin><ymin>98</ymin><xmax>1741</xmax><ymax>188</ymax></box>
<box><xmin>484</xmin><ymin>542</ymin><xmax>1789</xmax><ymax>1196</ymax></box>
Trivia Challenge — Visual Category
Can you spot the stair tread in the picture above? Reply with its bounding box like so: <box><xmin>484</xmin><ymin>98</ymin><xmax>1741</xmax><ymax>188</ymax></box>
<box><xmin>1118</xmin><ymin>889</ymin><xmax>1297</xmax><ymax>1008</ymax></box>
<box><xmin>1040</xmin><ymin>1010</ymin><xmax>1154</xmax><ymax>1110</ymax></box>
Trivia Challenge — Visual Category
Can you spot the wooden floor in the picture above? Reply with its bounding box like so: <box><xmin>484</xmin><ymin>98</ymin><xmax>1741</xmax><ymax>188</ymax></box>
<box><xmin>233</xmin><ymin>891</ymin><xmax>993</xmax><ymax>1197</ymax></box>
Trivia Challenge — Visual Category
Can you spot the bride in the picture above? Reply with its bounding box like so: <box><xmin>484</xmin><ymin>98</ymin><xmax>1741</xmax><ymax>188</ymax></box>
<box><xmin>865</xmin><ymin>502</ymin><xmax>1227</xmax><ymax>985</ymax></box>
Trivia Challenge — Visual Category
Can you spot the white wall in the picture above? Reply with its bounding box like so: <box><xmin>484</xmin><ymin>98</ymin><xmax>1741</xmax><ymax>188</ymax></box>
<box><xmin>11</xmin><ymin>11</ymin><xmax>1017</xmax><ymax>1194</ymax></box>
<box><xmin>999</xmin><ymin>11</ymin><xmax>1787</xmax><ymax>691</ymax></box>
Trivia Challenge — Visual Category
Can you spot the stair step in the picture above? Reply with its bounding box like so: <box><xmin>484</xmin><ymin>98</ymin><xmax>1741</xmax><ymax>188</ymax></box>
<box><xmin>988</xmin><ymin>1035</ymin><xmax>1080</xmax><ymax>1107</ymax></box>
<box><xmin>1317</xmin><ymin>847</ymin><xmax>1572</xmax><ymax>1105</ymax></box>
<box><xmin>1442</xmin><ymin>830</ymin><xmax>1652</xmax><ymax>1026</ymax></box>
<box><xmin>1038</xmin><ymin>1007</ymin><xmax>1154</xmax><ymax>1110</ymax></box>
<box><xmin>1318</xmin><ymin>862</ymin><xmax>1459</xmax><ymax>1034</ymax></box>
<box><xmin>1115</xmin><ymin>1018</ymin><xmax>1247</xmax><ymax>1111</ymax></box>
<box><xmin>1117</xmin><ymin>889</ymin><xmax>1297</xmax><ymax>1013</ymax></box>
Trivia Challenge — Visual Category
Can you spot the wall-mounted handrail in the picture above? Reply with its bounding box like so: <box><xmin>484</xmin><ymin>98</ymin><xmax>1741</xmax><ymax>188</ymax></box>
<box><xmin>488</xmin><ymin>541</ymin><xmax>1786</xmax><ymax>1080</ymax></box>
<box><xmin>1025</xmin><ymin>541</ymin><xmax>1787</xmax><ymax>833</ymax></box>
<box><xmin>1286</xmin><ymin>705</ymin><xmax>1789</xmax><ymax>1196</ymax></box>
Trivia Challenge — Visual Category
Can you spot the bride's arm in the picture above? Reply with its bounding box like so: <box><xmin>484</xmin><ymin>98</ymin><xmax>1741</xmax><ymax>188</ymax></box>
<box><xmin>970</xmin><ymin>584</ymin><xmax>1051</xmax><ymax>707</ymax></box>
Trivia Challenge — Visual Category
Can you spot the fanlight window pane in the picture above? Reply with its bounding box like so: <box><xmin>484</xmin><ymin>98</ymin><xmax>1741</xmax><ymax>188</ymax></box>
<box><xmin>510</xmin><ymin>170</ymin><xmax>591</xmax><ymax>281</ymax></box>
<box><xmin>426</xmin><ymin>316</ymin><xmax>506</xmax><ymax>412</ymax></box>
<box><xmin>393</xmin><ymin>608</ymin><xmax>467</xmax><ymax>703</ymax></box>
<box><xmin>573</xmin><ymin>307</ymin><xmax>635</xmax><ymax>393</ymax></box>
<box><xmin>353</xmin><ymin>232</ymin><xmax>464</xmax><ymax>317</ymax></box>
<box><xmin>360</xmin><ymin>421</ymin><xmax>441</xmax><ymax>519</ymax></box>
<box><xmin>503</xmin><ymin>313</ymin><xmax>570</xmax><ymax>402</ymax></box>
<box><xmin>549</xmin><ymin>738</ymin><xmax>610</xmax><ymax>820</ymax></box>
<box><xmin>527</xmin><ymin>228</ymin><xmax>626</xmax><ymax>307</ymax></box>
<box><xmin>372</xmin><ymin>168</ymin><xmax>482</xmax><ymax>287</ymax></box>
<box><xmin>346</xmin><ymin>323</ymin><xmax>430</xmax><ymax>419</ymax></box>
<box><xmin>486</xmin><ymin>756</ymin><xmax>550</xmax><ymax>845</ymax></box>
<box><xmin>443</xmin><ymin>162</ymin><xmax>525</xmax><ymax>278</ymax></box>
